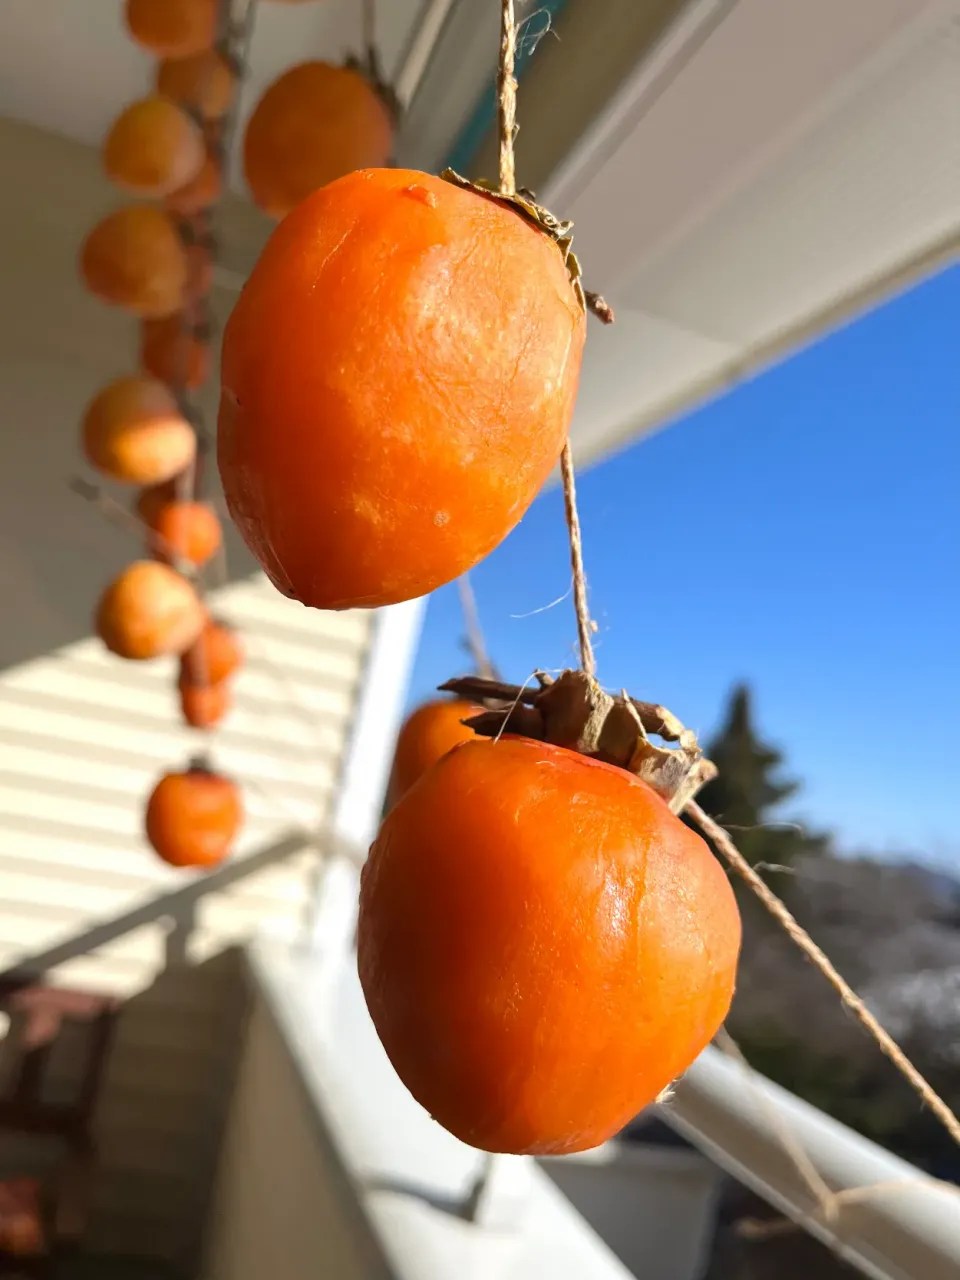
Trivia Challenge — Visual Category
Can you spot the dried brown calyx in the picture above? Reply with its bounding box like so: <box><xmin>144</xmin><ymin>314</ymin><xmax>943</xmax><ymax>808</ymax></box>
<box><xmin>440</xmin><ymin>170</ymin><xmax>614</xmax><ymax>325</ymax></box>
<box><xmin>439</xmin><ymin>670</ymin><xmax>716</xmax><ymax>814</ymax></box>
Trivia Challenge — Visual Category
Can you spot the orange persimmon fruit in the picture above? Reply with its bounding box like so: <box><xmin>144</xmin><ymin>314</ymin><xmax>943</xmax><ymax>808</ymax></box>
<box><xmin>140</xmin><ymin>313</ymin><xmax>211</xmax><ymax>389</ymax></box>
<box><xmin>125</xmin><ymin>0</ymin><xmax>218</xmax><ymax>58</ymax></box>
<box><xmin>147</xmin><ymin>500</ymin><xmax>222</xmax><ymax>567</ymax></box>
<box><xmin>218</xmin><ymin>168</ymin><xmax>586</xmax><ymax>610</ymax></box>
<box><xmin>386</xmin><ymin>698</ymin><xmax>482</xmax><ymax>809</ymax></box>
<box><xmin>178</xmin><ymin>677</ymin><xmax>231</xmax><ymax>729</ymax></box>
<box><xmin>180</xmin><ymin>619</ymin><xmax>244</xmax><ymax>687</ymax></box>
<box><xmin>81</xmin><ymin>375</ymin><xmax>195</xmax><ymax>484</ymax></box>
<box><xmin>96</xmin><ymin>561</ymin><xmax>205</xmax><ymax>660</ymax></box>
<box><xmin>358</xmin><ymin>736</ymin><xmax>741</xmax><ymax>1156</ymax></box>
<box><xmin>103</xmin><ymin>96</ymin><xmax>206</xmax><ymax>198</ymax></box>
<box><xmin>243</xmin><ymin>62</ymin><xmax>394</xmax><ymax>220</ymax></box>
<box><xmin>156</xmin><ymin>50</ymin><xmax>236</xmax><ymax>120</ymax></box>
<box><xmin>80</xmin><ymin>206</ymin><xmax>188</xmax><ymax>318</ymax></box>
<box><xmin>145</xmin><ymin>763</ymin><xmax>242</xmax><ymax>867</ymax></box>
<box><xmin>136</xmin><ymin>479</ymin><xmax>178</xmax><ymax>525</ymax></box>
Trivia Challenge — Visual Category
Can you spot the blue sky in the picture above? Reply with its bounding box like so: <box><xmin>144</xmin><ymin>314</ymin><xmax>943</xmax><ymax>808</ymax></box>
<box><xmin>405</xmin><ymin>265</ymin><xmax>959</xmax><ymax>865</ymax></box>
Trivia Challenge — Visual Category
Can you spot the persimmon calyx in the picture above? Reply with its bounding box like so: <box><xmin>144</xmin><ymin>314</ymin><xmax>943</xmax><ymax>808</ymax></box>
<box><xmin>438</xmin><ymin>670</ymin><xmax>716</xmax><ymax>814</ymax></box>
<box><xmin>439</xmin><ymin>170</ymin><xmax>614</xmax><ymax>325</ymax></box>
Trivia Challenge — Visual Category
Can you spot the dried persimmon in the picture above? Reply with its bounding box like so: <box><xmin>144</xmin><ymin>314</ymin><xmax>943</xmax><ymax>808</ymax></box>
<box><xmin>218</xmin><ymin>169</ymin><xmax>585</xmax><ymax>610</ymax></box>
<box><xmin>95</xmin><ymin>561</ymin><xmax>204</xmax><ymax>660</ymax></box>
<box><xmin>81</xmin><ymin>375</ymin><xmax>195</xmax><ymax>485</ymax></box>
<box><xmin>359</xmin><ymin>735</ymin><xmax>741</xmax><ymax>1155</ymax></box>
<box><xmin>145</xmin><ymin>763</ymin><xmax>241</xmax><ymax>867</ymax></box>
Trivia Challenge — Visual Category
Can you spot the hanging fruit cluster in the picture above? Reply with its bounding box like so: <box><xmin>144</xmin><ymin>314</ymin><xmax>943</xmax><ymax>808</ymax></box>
<box><xmin>212</xmin><ymin>0</ymin><xmax>743</xmax><ymax>1157</ymax></box>
<box><xmin>76</xmin><ymin>0</ymin><xmax>253</xmax><ymax>870</ymax></box>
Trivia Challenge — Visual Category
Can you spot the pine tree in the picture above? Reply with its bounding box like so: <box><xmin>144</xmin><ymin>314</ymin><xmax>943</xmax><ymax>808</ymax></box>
<box><xmin>694</xmin><ymin>683</ymin><xmax>827</xmax><ymax>871</ymax></box>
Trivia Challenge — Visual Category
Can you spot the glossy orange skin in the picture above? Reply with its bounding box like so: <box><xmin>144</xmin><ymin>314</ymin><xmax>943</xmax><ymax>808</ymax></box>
<box><xmin>178</xmin><ymin>679</ymin><xmax>231</xmax><ymax>729</ymax></box>
<box><xmin>180</xmin><ymin>619</ymin><xmax>244</xmax><ymax>686</ymax></box>
<box><xmin>156</xmin><ymin>51</ymin><xmax>235</xmax><ymax>120</ymax></box>
<box><xmin>218</xmin><ymin>169</ymin><xmax>585</xmax><ymax>610</ymax></box>
<box><xmin>145</xmin><ymin>768</ymin><xmax>242</xmax><ymax>867</ymax></box>
<box><xmin>80</xmin><ymin>206</ymin><xmax>188</xmax><ymax>318</ymax></box>
<box><xmin>82</xmin><ymin>375</ymin><xmax>195</xmax><ymax>484</ymax></box>
<box><xmin>140</xmin><ymin>314</ymin><xmax>211</xmax><ymax>389</ymax></box>
<box><xmin>359</xmin><ymin>737</ymin><xmax>741</xmax><ymax>1156</ymax></box>
<box><xmin>125</xmin><ymin>0</ymin><xmax>218</xmax><ymax>58</ymax></box>
<box><xmin>103</xmin><ymin>96</ymin><xmax>205</xmax><ymax>198</ymax></box>
<box><xmin>165</xmin><ymin>153</ymin><xmax>222</xmax><ymax>216</ymax></box>
<box><xmin>386</xmin><ymin>699</ymin><xmax>481</xmax><ymax>809</ymax></box>
<box><xmin>96</xmin><ymin>561</ymin><xmax>205</xmax><ymax>660</ymax></box>
<box><xmin>244</xmin><ymin>62</ymin><xmax>394</xmax><ymax>220</ymax></box>
<box><xmin>148</xmin><ymin>500</ymin><xmax>222</xmax><ymax>567</ymax></box>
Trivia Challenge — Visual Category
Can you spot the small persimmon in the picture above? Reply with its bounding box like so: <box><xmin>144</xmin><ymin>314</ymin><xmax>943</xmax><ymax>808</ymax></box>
<box><xmin>386</xmin><ymin>698</ymin><xmax>482</xmax><ymax>809</ymax></box>
<box><xmin>145</xmin><ymin>764</ymin><xmax>242</xmax><ymax>867</ymax></box>
<box><xmin>358</xmin><ymin>736</ymin><xmax>741</xmax><ymax>1156</ymax></box>
<box><xmin>80</xmin><ymin>206</ymin><xmax>188</xmax><ymax>318</ymax></box>
<box><xmin>125</xmin><ymin>0</ymin><xmax>218</xmax><ymax>58</ymax></box>
<box><xmin>243</xmin><ymin>62</ymin><xmax>394</xmax><ymax>220</ymax></box>
<box><xmin>140</xmin><ymin>314</ymin><xmax>211</xmax><ymax>389</ymax></box>
<box><xmin>156</xmin><ymin>50</ymin><xmax>235</xmax><ymax>120</ymax></box>
<box><xmin>178</xmin><ymin>677</ymin><xmax>231</xmax><ymax>729</ymax></box>
<box><xmin>81</xmin><ymin>375</ymin><xmax>195</xmax><ymax>485</ymax></box>
<box><xmin>180</xmin><ymin>619</ymin><xmax>244</xmax><ymax>686</ymax></box>
<box><xmin>103</xmin><ymin>96</ymin><xmax>206</xmax><ymax>198</ymax></box>
<box><xmin>165</xmin><ymin>152</ymin><xmax>222</xmax><ymax>216</ymax></box>
<box><xmin>96</xmin><ymin>561</ymin><xmax>205</xmax><ymax>660</ymax></box>
<box><xmin>218</xmin><ymin>169</ymin><xmax>585</xmax><ymax>610</ymax></box>
<box><xmin>136</xmin><ymin>479</ymin><xmax>179</xmax><ymax>525</ymax></box>
<box><xmin>147</xmin><ymin>500</ymin><xmax>222</xmax><ymax>567</ymax></box>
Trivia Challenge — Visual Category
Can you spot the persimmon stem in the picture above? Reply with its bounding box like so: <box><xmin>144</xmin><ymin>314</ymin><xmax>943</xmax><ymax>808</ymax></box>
<box><xmin>498</xmin><ymin>0</ymin><xmax>518</xmax><ymax>196</ymax></box>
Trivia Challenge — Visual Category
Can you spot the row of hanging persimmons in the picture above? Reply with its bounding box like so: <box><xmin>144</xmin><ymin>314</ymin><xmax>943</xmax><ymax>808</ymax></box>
<box><xmin>77</xmin><ymin>0</ymin><xmax>742</xmax><ymax>1162</ymax></box>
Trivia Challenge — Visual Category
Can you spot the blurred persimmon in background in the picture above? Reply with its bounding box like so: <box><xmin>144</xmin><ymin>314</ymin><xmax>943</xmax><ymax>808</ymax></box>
<box><xmin>386</xmin><ymin>699</ymin><xmax>481</xmax><ymax>809</ymax></box>
<box><xmin>244</xmin><ymin>62</ymin><xmax>394</xmax><ymax>219</ymax></box>
<box><xmin>80</xmin><ymin>206</ymin><xmax>188</xmax><ymax>317</ymax></box>
<box><xmin>145</xmin><ymin>764</ymin><xmax>242</xmax><ymax>867</ymax></box>
<box><xmin>147</xmin><ymin>499</ymin><xmax>222</xmax><ymax>567</ymax></box>
<box><xmin>96</xmin><ymin>561</ymin><xmax>205</xmax><ymax>660</ymax></box>
<box><xmin>182</xmin><ymin>619</ymin><xmax>245</xmax><ymax>686</ymax></box>
<box><xmin>103</xmin><ymin>97</ymin><xmax>206</xmax><ymax>198</ymax></box>
<box><xmin>82</xmin><ymin>375</ymin><xmax>196</xmax><ymax>484</ymax></box>
<box><xmin>140</xmin><ymin>313</ymin><xmax>211</xmax><ymax>389</ymax></box>
<box><xmin>179</xmin><ymin>678</ymin><xmax>231</xmax><ymax>729</ymax></box>
<box><xmin>156</xmin><ymin>50</ymin><xmax>235</xmax><ymax>120</ymax></box>
<box><xmin>136</xmin><ymin>479</ymin><xmax>178</xmax><ymax>525</ymax></box>
<box><xmin>126</xmin><ymin>0</ymin><xmax>219</xmax><ymax>59</ymax></box>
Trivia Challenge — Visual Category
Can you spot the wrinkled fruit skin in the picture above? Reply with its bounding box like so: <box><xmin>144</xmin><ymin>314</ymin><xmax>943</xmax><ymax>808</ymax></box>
<box><xmin>244</xmin><ymin>62</ymin><xmax>394</xmax><ymax>220</ymax></box>
<box><xmin>96</xmin><ymin>561</ymin><xmax>205</xmax><ymax>660</ymax></box>
<box><xmin>145</xmin><ymin>769</ymin><xmax>241</xmax><ymax>867</ymax></box>
<box><xmin>386</xmin><ymin>698</ymin><xmax>482</xmax><ymax>810</ymax></box>
<box><xmin>218</xmin><ymin>168</ymin><xmax>586</xmax><ymax>610</ymax></box>
<box><xmin>358</xmin><ymin>737</ymin><xmax>741</xmax><ymax>1156</ymax></box>
<box><xmin>82</xmin><ymin>375</ymin><xmax>195</xmax><ymax>484</ymax></box>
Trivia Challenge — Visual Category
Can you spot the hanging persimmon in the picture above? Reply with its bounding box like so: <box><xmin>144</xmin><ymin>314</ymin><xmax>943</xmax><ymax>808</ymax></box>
<box><xmin>81</xmin><ymin>375</ymin><xmax>195</xmax><ymax>485</ymax></box>
<box><xmin>218</xmin><ymin>169</ymin><xmax>586</xmax><ymax>610</ymax></box>
<box><xmin>103</xmin><ymin>96</ymin><xmax>206</xmax><ymax>199</ymax></box>
<box><xmin>147</xmin><ymin>499</ymin><xmax>222</xmax><ymax>567</ymax></box>
<box><xmin>386</xmin><ymin>698</ymin><xmax>483</xmax><ymax>810</ymax></box>
<box><xmin>165</xmin><ymin>153</ymin><xmax>222</xmax><ymax>217</ymax></box>
<box><xmin>243</xmin><ymin>62</ymin><xmax>394</xmax><ymax>220</ymax></box>
<box><xmin>140</xmin><ymin>313</ymin><xmax>211</xmax><ymax>389</ymax></box>
<box><xmin>125</xmin><ymin>0</ymin><xmax>218</xmax><ymax>59</ymax></box>
<box><xmin>178</xmin><ymin>677</ymin><xmax>231</xmax><ymax>730</ymax></box>
<box><xmin>359</xmin><ymin>731</ymin><xmax>741</xmax><ymax>1155</ymax></box>
<box><xmin>80</xmin><ymin>206</ymin><xmax>188</xmax><ymax>318</ymax></box>
<box><xmin>156</xmin><ymin>50</ymin><xmax>235</xmax><ymax>121</ymax></box>
<box><xmin>181</xmin><ymin>618</ymin><xmax>244</xmax><ymax>686</ymax></box>
<box><xmin>96</xmin><ymin>561</ymin><xmax>205</xmax><ymax>660</ymax></box>
<box><xmin>145</xmin><ymin>762</ymin><xmax>242</xmax><ymax>867</ymax></box>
